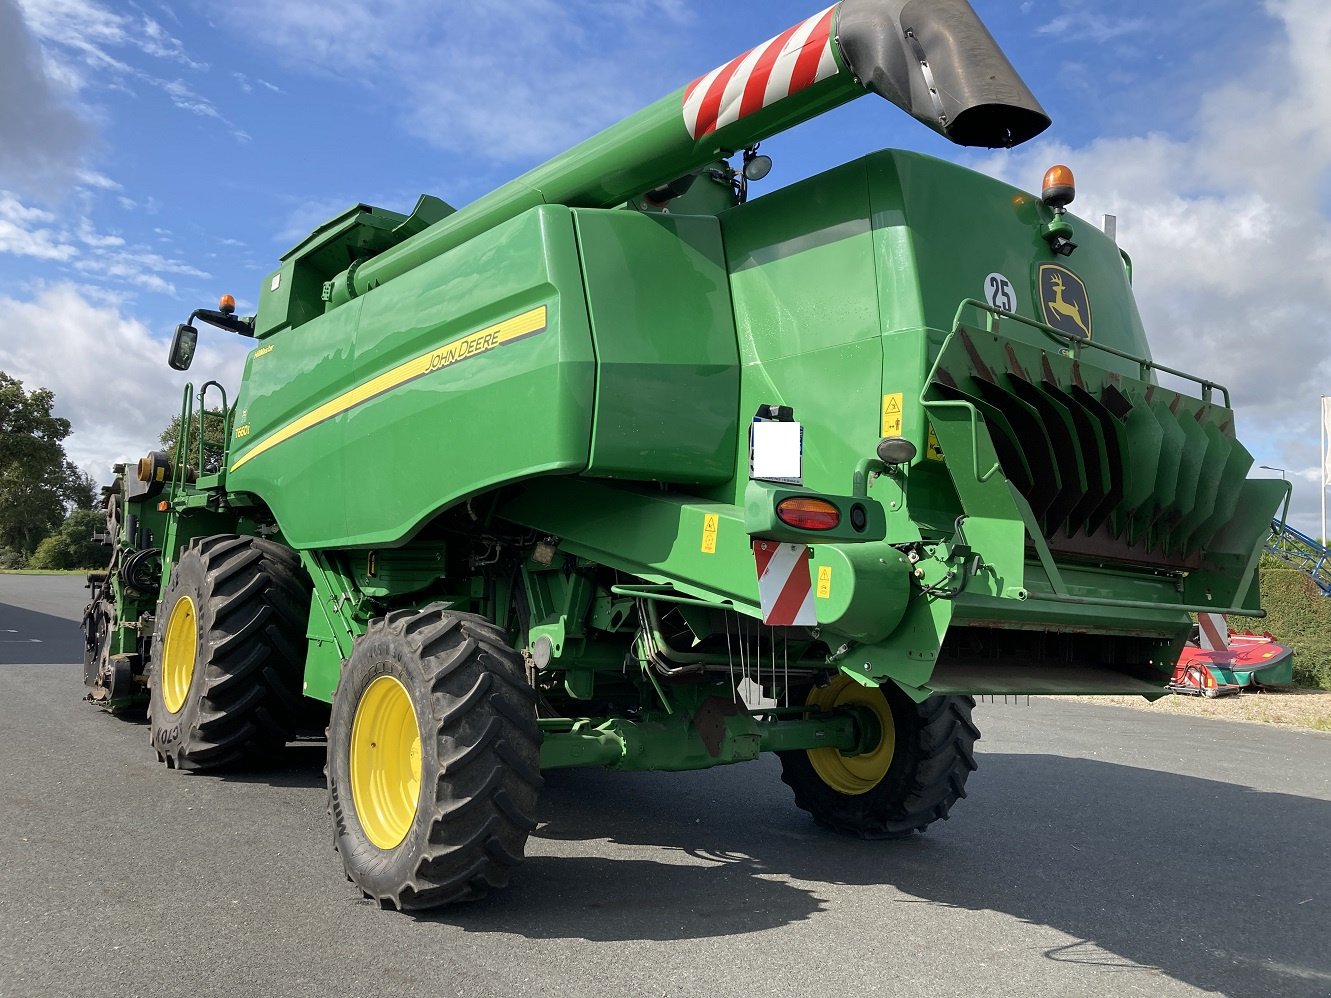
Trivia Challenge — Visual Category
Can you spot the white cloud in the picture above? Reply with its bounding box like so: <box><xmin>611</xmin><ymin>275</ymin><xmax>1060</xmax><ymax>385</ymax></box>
<box><xmin>974</xmin><ymin>0</ymin><xmax>1331</xmax><ymax>535</ymax></box>
<box><xmin>231</xmin><ymin>72</ymin><xmax>284</xmax><ymax>96</ymax></box>
<box><xmin>1036</xmin><ymin>13</ymin><xmax>1147</xmax><ymax>44</ymax></box>
<box><xmin>146</xmin><ymin>76</ymin><xmax>248</xmax><ymax>140</ymax></box>
<box><xmin>217</xmin><ymin>0</ymin><xmax>697</xmax><ymax>165</ymax></box>
<box><xmin>0</xmin><ymin>219</ymin><xmax>78</xmax><ymax>261</ymax></box>
<box><xmin>0</xmin><ymin>284</ymin><xmax>248</xmax><ymax>484</ymax></box>
<box><xmin>73</xmin><ymin>247</ymin><xmax>210</xmax><ymax>296</ymax></box>
<box><xmin>0</xmin><ymin>0</ymin><xmax>91</xmax><ymax>197</ymax></box>
<box><xmin>0</xmin><ymin>190</ymin><xmax>209</xmax><ymax>294</ymax></box>
<box><xmin>162</xmin><ymin>78</ymin><xmax>222</xmax><ymax>120</ymax></box>
<box><xmin>76</xmin><ymin>218</ymin><xmax>124</xmax><ymax>248</ymax></box>
<box><xmin>74</xmin><ymin>169</ymin><xmax>119</xmax><ymax>191</ymax></box>
<box><xmin>16</xmin><ymin>0</ymin><xmax>204</xmax><ymax>79</ymax></box>
<box><xmin>0</xmin><ymin>192</ymin><xmax>77</xmax><ymax>259</ymax></box>
<box><xmin>14</xmin><ymin>0</ymin><xmax>249</xmax><ymax>145</ymax></box>
<box><xmin>0</xmin><ymin>193</ymin><xmax>56</xmax><ymax>225</ymax></box>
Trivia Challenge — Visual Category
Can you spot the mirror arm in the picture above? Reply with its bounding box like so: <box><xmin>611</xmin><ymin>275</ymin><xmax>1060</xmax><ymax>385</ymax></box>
<box><xmin>190</xmin><ymin>308</ymin><xmax>255</xmax><ymax>337</ymax></box>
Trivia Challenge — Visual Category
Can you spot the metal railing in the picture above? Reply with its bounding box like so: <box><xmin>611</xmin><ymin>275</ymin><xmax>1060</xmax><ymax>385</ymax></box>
<box><xmin>949</xmin><ymin>299</ymin><xmax>1232</xmax><ymax>407</ymax></box>
<box><xmin>1266</xmin><ymin>519</ymin><xmax>1331</xmax><ymax>596</ymax></box>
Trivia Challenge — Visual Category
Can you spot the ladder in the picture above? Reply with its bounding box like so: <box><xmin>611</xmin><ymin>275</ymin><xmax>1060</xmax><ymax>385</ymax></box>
<box><xmin>1266</xmin><ymin>519</ymin><xmax>1331</xmax><ymax>595</ymax></box>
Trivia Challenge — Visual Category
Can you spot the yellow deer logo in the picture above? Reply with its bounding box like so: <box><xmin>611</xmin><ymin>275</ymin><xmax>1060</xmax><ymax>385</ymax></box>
<box><xmin>1039</xmin><ymin>266</ymin><xmax>1092</xmax><ymax>339</ymax></box>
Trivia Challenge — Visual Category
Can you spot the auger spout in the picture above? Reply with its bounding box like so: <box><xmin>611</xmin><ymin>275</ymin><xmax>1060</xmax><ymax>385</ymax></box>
<box><xmin>324</xmin><ymin>0</ymin><xmax>1048</xmax><ymax>307</ymax></box>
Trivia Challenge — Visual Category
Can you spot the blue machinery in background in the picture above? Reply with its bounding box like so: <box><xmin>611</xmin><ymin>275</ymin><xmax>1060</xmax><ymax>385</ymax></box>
<box><xmin>1266</xmin><ymin>519</ymin><xmax>1331</xmax><ymax>596</ymax></box>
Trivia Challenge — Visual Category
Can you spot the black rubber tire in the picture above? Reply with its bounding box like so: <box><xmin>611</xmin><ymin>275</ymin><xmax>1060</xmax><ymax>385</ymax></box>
<box><xmin>327</xmin><ymin>607</ymin><xmax>543</xmax><ymax>911</ymax></box>
<box><xmin>81</xmin><ymin>590</ymin><xmax>112</xmax><ymax>688</ymax></box>
<box><xmin>779</xmin><ymin>683</ymin><xmax>979</xmax><ymax>839</ymax></box>
<box><xmin>148</xmin><ymin>535</ymin><xmax>309</xmax><ymax>770</ymax></box>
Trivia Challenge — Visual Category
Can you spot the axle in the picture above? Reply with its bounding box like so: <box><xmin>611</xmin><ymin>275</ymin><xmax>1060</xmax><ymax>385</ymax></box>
<box><xmin>538</xmin><ymin>704</ymin><xmax>871</xmax><ymax>772</ymax></box>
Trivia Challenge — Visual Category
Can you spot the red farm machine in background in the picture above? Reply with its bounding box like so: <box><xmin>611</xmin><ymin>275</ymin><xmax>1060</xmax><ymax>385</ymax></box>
<box><xmin>1170</xmin><ymin>612</ymin><xmax>1294</xmax><ymax>698</ymax></box>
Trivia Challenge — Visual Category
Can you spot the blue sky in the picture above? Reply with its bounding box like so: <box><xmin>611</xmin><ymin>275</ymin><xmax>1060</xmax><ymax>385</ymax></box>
<box><xmin>1</xmin><ymin>0</ymin><xmax>1328</xmax><ymax>535</ymax></box>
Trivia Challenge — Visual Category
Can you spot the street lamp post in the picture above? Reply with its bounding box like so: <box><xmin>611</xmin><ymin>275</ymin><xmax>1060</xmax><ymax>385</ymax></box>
<box><xmin>1322</xmin><ymin>395</ymin><xmax>1328</xmax><ymax>546</ymax></box>
<box><xmin>1259</xmin><ymin>464</ymin><xmax>1288</xmax><ymax>480</ymax></box>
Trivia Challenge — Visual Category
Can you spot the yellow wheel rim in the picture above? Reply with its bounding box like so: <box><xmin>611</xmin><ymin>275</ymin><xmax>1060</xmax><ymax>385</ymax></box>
<box><xmin>160</xmin><ymin>595</ymin><xmax>198</xmax><ymax>714</ymax></box>
<box><xmin>350</xmin><ymin>675</ymin><xmax>422</xmax><ymax>850</ymax></box>
<box><xmin>806</xmin><ymin>675</ymin><xmax>896</xmax><ymax>795</ymax></box>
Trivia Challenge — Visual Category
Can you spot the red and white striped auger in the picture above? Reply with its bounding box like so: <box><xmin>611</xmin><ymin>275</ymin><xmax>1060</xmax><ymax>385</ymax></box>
<box><xmin>683</xmin><ymin>6</ymin><xmax>839</xmax><ymax>140</ymax></box>
<box><xmin>679</xmin><ymin>0</ymin><xmax>1049</xmax><ymax>151</ymax></box>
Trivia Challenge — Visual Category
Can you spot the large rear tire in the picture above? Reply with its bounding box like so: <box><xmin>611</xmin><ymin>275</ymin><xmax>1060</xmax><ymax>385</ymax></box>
<box><xmin>327</xmin><ymin>607</ymin><xmax>542</xmax><ymax>911</ymax></box>
<box><xmin>779</xmin><ymin>676</ymin><xmax>978</xmax><ymax>838</ymax></box>
<box><xmin>148</xmin><ymin>535</ymin><xmax>309</xmax><ymax>770</ymax></box>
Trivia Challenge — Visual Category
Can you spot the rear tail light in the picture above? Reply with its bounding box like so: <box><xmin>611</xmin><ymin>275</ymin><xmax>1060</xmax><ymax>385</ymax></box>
<box><xmin>776</xmin><ymin>497</ymin><xmax>840</xmax><ymax>531</ymax></box>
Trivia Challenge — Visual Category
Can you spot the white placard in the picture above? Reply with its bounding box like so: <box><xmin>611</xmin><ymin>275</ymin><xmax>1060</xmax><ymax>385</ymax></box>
<box><xmin>750</xmin><ymin>420</ymin><xmax>802</xmax><ymax>482</ymax></box>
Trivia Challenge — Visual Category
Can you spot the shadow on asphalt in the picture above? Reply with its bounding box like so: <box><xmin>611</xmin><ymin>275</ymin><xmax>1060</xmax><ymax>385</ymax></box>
<box><xmin>424</xmin><ymin>755</ymin><xmax>1329</xmax><ymax>997</ymax></box>
<box><xmin>186</xmin><ymin>742</ymin><xmax>329</xmax><ymax>788</ymax></box>
<box><xmin>123</xmin><ymin>713</ymin><xmax>1329</xmax><ymax>996</ymax></box>
<box><xmin>0</xmin><ymin>602</ymin><xmax>86</xmax><ymax>665</ymax></box>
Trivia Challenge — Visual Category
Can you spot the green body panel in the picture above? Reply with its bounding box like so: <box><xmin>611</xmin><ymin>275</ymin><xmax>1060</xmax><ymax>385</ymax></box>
<box><xmin>207</xmin><ymin>145</ymin><xmax>1283</xmax><ymax>706</ymax></box>
<box><xmin>131</xmin><ymin>121</ymin><xmax>1282</xmax><ymax>755</ymax></box>
<box><xmin>224</xmin><ymin>300</ymin><xmax>365</xmax><ymax>544</ymax></box>
<box><xmin>573</xmin><ymin>210</ymin><xmax>739</xmax><ymax>484</ymax></box>
<box><xmin>300</xmin><ymin>550</ymin><xmax>363</xmax><ymax>702</ymax></box>
<box><xmin>227</xmin><ymin>206</ymin><xmax>597</xmax><ymax>549</ymax></box>
<box><xmin>500</xmin><ymin>477</ymin><xmax>914</xmax><ymax>642</ymax></box>
<box><xmin>502</xmin><ymin>479</ymin><xmax>763</xmax><ymax>613</ymax></box>
<box><xmin>1206</xmin><ymin>656</ymin><xmax>1295</xmax><ymax>688</ymax></box>
<box><xmin>254</xmin><ymin>202</ymin><xmax>431</xmax><ymax>339</ymax></box>
<box><xmin>720</xmin><ymin>158</ymin><xmax>884</xmax><ymax>504</ymax></box>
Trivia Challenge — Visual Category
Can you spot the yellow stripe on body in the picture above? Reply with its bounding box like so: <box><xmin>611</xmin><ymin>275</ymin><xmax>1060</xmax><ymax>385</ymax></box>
<box><xmin>229</xmin><ymin>305</ymin><xmax>547</xmax><ymax>473</ymax></box>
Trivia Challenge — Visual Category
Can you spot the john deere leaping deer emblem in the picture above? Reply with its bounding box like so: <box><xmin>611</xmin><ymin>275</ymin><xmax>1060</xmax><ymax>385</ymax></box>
<box><xmin>1037</xmin><ymin>264</ymin><xmax>1092</xmax><ymax>339</ymax></box>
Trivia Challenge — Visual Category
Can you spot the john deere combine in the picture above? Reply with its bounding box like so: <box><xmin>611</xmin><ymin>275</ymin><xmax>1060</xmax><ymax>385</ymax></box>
<box><xmin>83</xmin><ymin>0</ymin><xmax>1286</xmax><ymax>910</ymax></box>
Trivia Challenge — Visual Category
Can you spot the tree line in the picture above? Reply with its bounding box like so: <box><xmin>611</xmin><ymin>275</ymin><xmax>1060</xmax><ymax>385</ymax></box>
<box><xmin>0</xmin><ymin>371</ymin><xmax>223</xmax><ymax>571</ymax></box>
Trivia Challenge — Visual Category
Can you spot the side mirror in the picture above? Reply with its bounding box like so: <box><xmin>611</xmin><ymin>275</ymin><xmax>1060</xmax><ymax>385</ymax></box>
<box><xmin>168</xmin><ymin>324</ymin><xmax>198</xmax><ymax>371</ymax></box>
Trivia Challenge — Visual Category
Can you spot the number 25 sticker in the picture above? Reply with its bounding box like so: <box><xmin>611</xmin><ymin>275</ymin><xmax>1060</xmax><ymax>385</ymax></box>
<box><xmin>984</xmin><ymin>273</ymin><xmax>1016</xmax><ymax>313</ymax></box>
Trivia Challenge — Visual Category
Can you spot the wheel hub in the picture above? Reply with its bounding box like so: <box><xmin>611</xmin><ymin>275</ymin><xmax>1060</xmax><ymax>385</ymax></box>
<box><xmin>805</xmin><ymin>675</ymin><xmax>896</xmax><ymax>795</ymax></box>
<box><xmin>350</xmin><ymin>675</ymin><xmax>422</xmax><ymax>850</ymax></box>
<box><xmin>160</xmin><ymin>595</ymin><xmax>198</xmax><ymax>714</ymax></box>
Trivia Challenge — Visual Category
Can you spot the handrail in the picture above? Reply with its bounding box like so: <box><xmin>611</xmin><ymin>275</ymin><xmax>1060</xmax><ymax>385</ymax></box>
<box><xmin>197</xmin><ymin>380</ymin><xmax>229</xmax><ymax>475</ymax></box>
<box><xmin>610</xmin><ymin>583</ymin><xmax>757</xmax><ymax>614</ymax></box>
<box><xmin>918</xmin><ymin>330</ymin><xmax>1003</xmax><ymax>484</ymax></box>
<box><xmin>171</xmin><ymin>382</ymin><xmax>193</xmax><ymax>494</ymax></box>
<box><xmin>1024</xmin><ymin>589</ymin><xmax>1266</xmax><ymax>618</ymax></box>
<box><xmin>949</xmin><ymin>298</ymin><xmax>1232</xmax><ymax>408</ymax></box>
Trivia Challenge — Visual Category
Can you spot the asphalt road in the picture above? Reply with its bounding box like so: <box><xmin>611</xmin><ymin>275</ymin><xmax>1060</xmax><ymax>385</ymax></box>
<box><xmin>1</xmin><ymin>576</ymin><xmax>1328</xmax><ymax>998</ymax></box>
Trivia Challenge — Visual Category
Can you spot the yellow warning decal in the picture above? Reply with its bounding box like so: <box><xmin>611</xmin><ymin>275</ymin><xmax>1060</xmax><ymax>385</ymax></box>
<box><xmin>253</xmin><ymin>344</ymin><xmax>274</xmax><ymax>359</ymax></box>
<box><xmin>881</xmin><ymin>393</ymin><xmax>903</xmax><ymax>437</ymax></box>
<box><xmin>701</xmin><ymin>513</ymin><xmax>719</xmax><ymax>554</ymax></box>
<box><xmin>926</xmin><ymin>424</ymin><xmax>944</xmax><ymax>461</ymax></box>
<box><xmin>229</xmin><ymin>305</ymin><xmax>547</xmax><ymax>473</ymax></box>
<box><xmin>816</xmin><ymin>565</ymin><xmax>832</xmax><ymax>599</ymax></box>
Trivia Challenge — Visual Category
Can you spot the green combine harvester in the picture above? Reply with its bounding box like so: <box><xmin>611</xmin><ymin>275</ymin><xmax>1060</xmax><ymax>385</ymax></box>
<box><xmin>82</xmin><ymin>0</ymin><xmax>1286</xmax><ymax>910</ymax></box>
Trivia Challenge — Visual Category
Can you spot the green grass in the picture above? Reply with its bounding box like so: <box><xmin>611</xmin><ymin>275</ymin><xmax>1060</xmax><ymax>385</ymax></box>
<box><xmin>1260</xmin><ymin>555</ymin><xmax>1331</xmax><ymax>690</ymax></box>
<box><xmin>0</xmin><ymin>569</ymin><xmax>89</xmax><ymax>576</ymax></box>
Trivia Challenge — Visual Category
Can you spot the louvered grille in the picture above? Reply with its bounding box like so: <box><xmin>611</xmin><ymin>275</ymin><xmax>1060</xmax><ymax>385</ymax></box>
<box><xmin>930</xmin><ymin>327</ymin><xmax>1252</xmax><ymax>570</ymax></box>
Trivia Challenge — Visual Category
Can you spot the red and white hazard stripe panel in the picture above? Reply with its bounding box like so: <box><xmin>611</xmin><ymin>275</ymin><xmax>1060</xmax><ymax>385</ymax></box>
<box><xmin>1197</xmin><ymin>612</ymin><xmax>1229</xmax><ymax>651</ymax></box>
<box><xmin>753</xmin><ymin>540</ymin><xmax>817</xmax><ymax>626</ymax></box>
<box><xmin>682</xmin><ymin>5</ymin><xmax>839</xmax><ymax>140</ymax></box>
